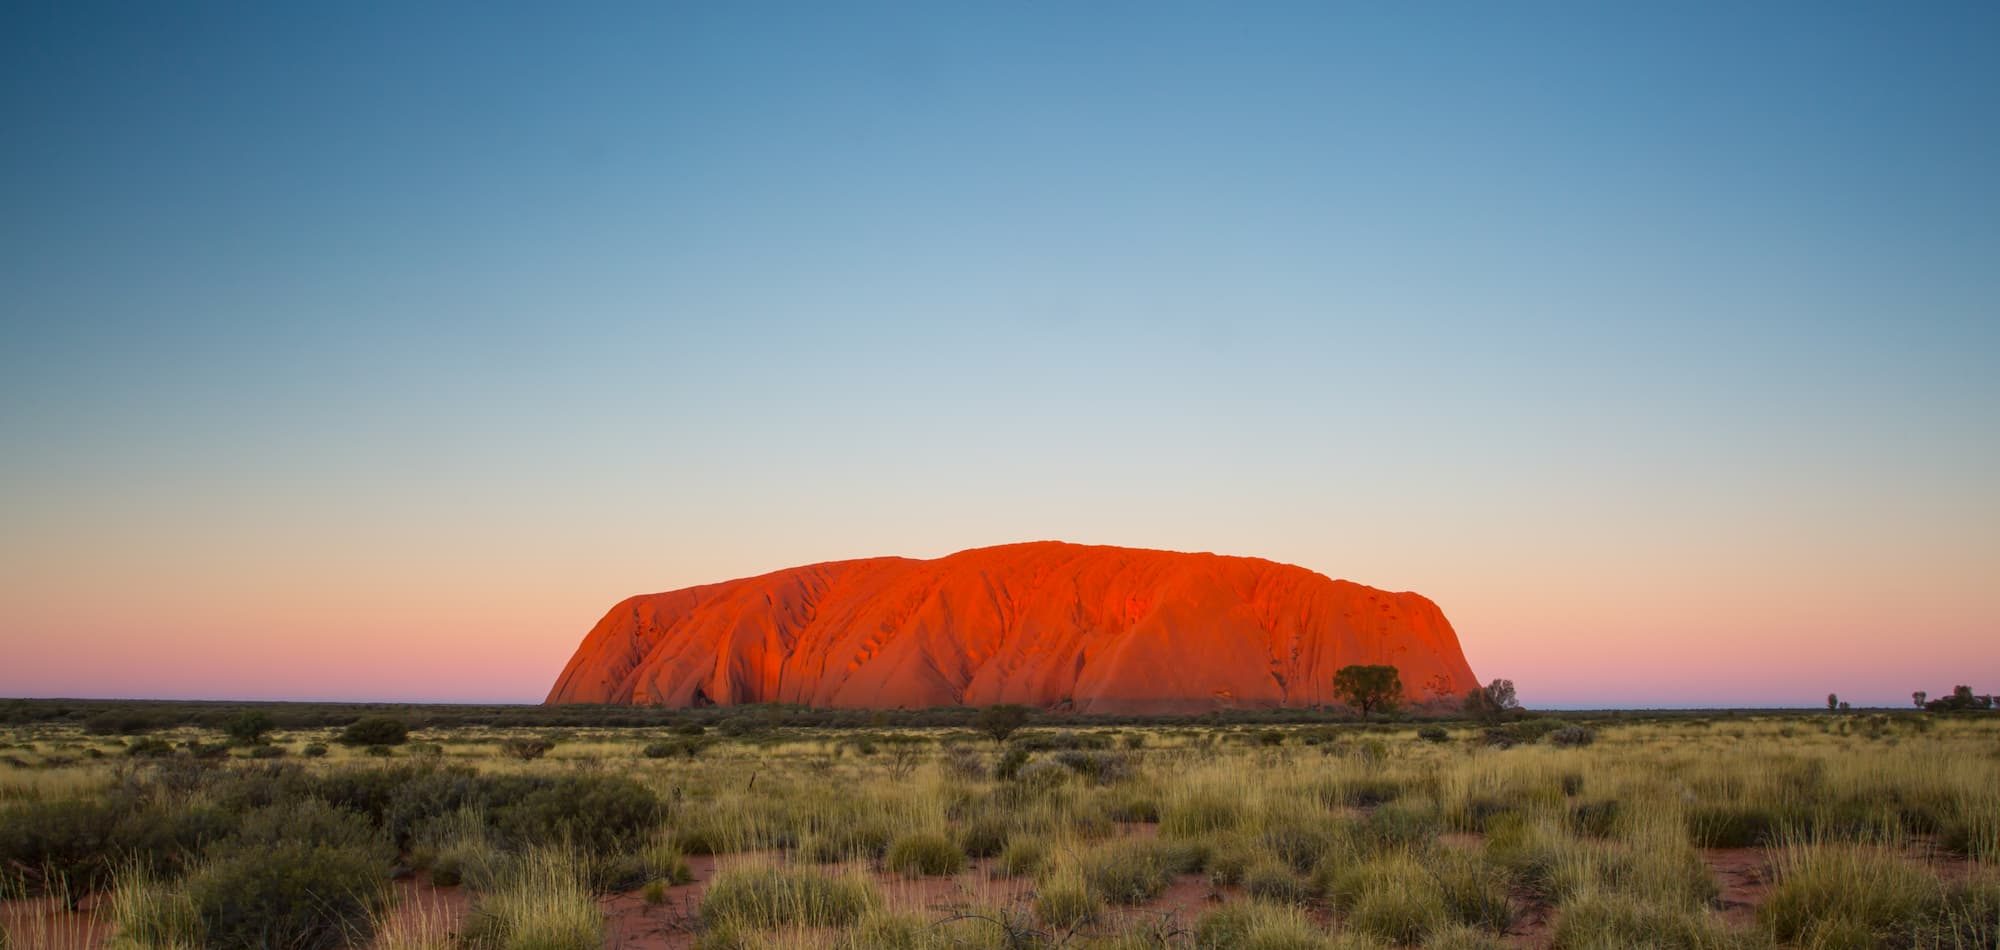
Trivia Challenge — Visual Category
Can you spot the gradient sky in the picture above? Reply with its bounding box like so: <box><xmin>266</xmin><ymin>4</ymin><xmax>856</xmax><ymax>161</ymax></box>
<box><xmin>3</xmin><ymin>2</ymin><xmax>1996</xmax><ymax>708</ymax></box>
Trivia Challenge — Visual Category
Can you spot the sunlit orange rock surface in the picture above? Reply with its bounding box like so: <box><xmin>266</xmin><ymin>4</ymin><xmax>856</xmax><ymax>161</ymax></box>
<box><xmin>546</xmin><ymin>541</ymin><xmax>1479</xmax><ymax>714</ymax></box>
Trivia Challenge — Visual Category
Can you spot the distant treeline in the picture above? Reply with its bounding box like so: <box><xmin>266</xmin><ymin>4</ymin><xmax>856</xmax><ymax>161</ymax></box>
<box><xmin>0</xmin><ymin>697</ymin><xmax>1974</xmax><ymax>735</ymax></box>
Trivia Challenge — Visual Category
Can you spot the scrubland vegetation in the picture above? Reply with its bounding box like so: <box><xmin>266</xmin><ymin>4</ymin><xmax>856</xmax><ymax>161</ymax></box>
<box><xmin>0</xmin><ymin>704</ymin><xmax>1995</xmax><ymax>948</ymax></box>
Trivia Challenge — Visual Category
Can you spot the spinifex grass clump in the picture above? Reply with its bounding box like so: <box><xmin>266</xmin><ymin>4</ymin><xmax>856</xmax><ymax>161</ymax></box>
<box><xmin>1328</xmin><ymin>852</ymin><xmax>1448</xmax><ymax>943</ymax></box>
<box><xmin>885</xmin><ymin>830</ymin><xmax>966</xmax><ymax>876</ymax></box>
<box><xmin>1547</xmin><ymin>889</ymin><xmax>1741</xmax><ymax>950</ymax></box>
<box><xmin>1192</xmin><ymin>901</ymin><xmax>1328</xmax><ymax>949</ymax></box>
<box><xmin>460</xmin><ymin>850</ymin><xmax>602</xmax><ymax>950</ymax></box>
<box><xmin>699</xmin><ymin>865</ymin><xmax>881</xmax><ymax>932</ymax></box>
<box><xmin>1761</xmin><ymin>836</ymin><xmax>1948</xmax><ymax>945</ymax></box>
<box><xmin>1079</xmin><ymin>838</ymin><xmax>1176</xmax><ymax>904</ymax></box>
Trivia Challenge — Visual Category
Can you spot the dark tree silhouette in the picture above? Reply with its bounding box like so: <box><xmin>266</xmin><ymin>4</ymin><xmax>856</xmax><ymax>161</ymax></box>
<box><xmin>1333</xmin><ymin>665</ymin><xmax>1403</xmax><ymax>718</ymax></box>
<box><xmin>975</xmin><ymin>704</ymin><xmax>1032</xmax><ymax>743</ymax></box>
<box><xmin>1462</xmin><ymin>678</ymin><xmax>1521</xmax><ymax>721</ymax></box>
<box><xmin>223</xmin><ymin>710</ymin><xmax>273</xmax><ymax>745</ymax></box>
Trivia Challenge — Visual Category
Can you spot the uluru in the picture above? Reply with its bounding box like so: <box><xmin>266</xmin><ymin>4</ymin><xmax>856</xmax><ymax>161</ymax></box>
<box><xmin>546</xmin><ymin>541</ymin><xmax>1479</xmax><ymax>714</ymax></box>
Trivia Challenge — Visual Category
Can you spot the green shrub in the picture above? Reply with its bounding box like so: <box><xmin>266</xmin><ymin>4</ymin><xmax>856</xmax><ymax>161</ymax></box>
<box><xmin>492</xmin><ymin>774</ymin><xmax>663</xmax><ymax>853</ymax></box>
<box><xmin>643</xmin><ymin>737</ymin><xmax>710</xmax><ymax>758</ymax></box>
<box><xmin>223</xmin><ymin>711</ymin><xmax>274</xmax><ymax>745</ymax></box>
<box><xmin>1418</xmin><ymin>725</ymin><xmax>1450</xmax><ymax>743</ymax></box>
<box><xmin>886</xmin><ymin>831</ymin><xmax>965</xmax><ymax>877</ymax></box>
<box><xmin>301</xmin><ymin>742</ymin><xmax>329</xmax><ymax>758</ymax></box>
<box><xmin>994</xmin><ymin>746</ymin><xmax>1031</xmax><ymax>780</ymax></box>
<box><xmin>219</xmin><ymin>799</ymin><xmax>392</xmax><ymax>864</ymax></box>
<box><xmin>0</xmin><ymin>797</ymin><xmax>221</xmax><ymax>897</ymax></box>
<box><xmin>185</xmin><ymin>842</ymin><xmax>390</xmax><ymax>950</ymax></box>
<box><xmin>339</xmin><ymin>717</ymin><xmax>410</xmax><ymax>746</ymax></box>
<box><xmin>126</xmin><ymin>737</ymin><xmax>175</xmax><ymax>758</ymax></box>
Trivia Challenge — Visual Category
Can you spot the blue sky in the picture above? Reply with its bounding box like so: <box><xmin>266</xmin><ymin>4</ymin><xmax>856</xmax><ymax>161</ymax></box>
<box><xmin>2</xmin><ymin>2</ymin><xmax>1996</xmax><ymax>705</ymax></box>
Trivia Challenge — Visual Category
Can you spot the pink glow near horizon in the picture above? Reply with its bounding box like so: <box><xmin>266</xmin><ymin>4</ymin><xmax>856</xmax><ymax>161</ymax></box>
<box><xmin>3</xmin><ymin>508</ymin><xmax>1992</xmax><ymax>707</ymax></box>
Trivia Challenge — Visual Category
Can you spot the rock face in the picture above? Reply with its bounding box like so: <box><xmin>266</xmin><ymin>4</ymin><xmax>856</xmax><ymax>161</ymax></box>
<box><xmin>545</xmin><ymin>541</ymin><xmax>1479</xmax><ymax>714</ymax></box>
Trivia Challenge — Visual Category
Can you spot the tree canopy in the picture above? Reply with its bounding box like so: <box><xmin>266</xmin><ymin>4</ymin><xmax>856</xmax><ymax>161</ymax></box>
<box><xmin>1332</xmin><ymin>665</ymin><xmax>1403</xmax><ymax>718</ymax></box>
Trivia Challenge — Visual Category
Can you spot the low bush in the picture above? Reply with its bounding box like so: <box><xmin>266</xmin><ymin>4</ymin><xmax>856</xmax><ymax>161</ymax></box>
<box><xmin>301</xmin><ymin>742</ymin><xmax>329</xmax><ymax>758</ymax></box>
<box><xmin>499</xmin><ymin>737</ymin><xmax>555</xmax><ymax>761</ymax></box>
<box><xmin>1052</xmin><ymin>749</ymin><xmax>1132</xmax><ymax>783</ymax></box>
<box><xmin>1418</xmin><ymin>725</ymin><xmax>1450</xmax><ymax>743</ymax></box>
<box><xmin>219</xmin><ymin>799</ymin><xmax>392</xmax><ymax>865</ymax></box>
<box><xmin>643</xmin><ymin>737</ymin><xmax>710</xmax><ymax>759</ymax></box>
<box><xmin>185</xmin><ymin>842</ymin><xmax>391</xmax><ymax>950</ymax></box>
<box><xmin>492</xmin><ymin>774</ymin><xmax>663</xmax><ymax>853</ymax></box>
<box><xmin>994</xmin><ymin>746</ymin><xmax>1031</xmax><ymax>780</ymax></box>
<box><xmin>0</xmin><ymin>796</ymin><xmax>221</xmax><ymax>897</ymax></box>
<box><xmin>126</xmin><ymin>737</ymin><xmax>175</xmax><ymax>758</ymax></box>
<box><xmin>339</xmin><ymin>717</ymin><xmax>409</xmax><ymax>747</ymax></box>
<box><xmin>1548</xmin><ymin>726</ymin><xmax>1596</xmax><ymax>748</ymax></box>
